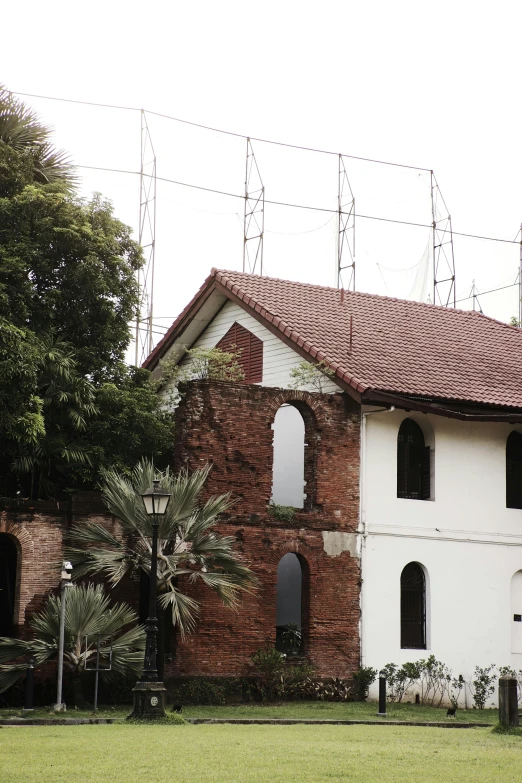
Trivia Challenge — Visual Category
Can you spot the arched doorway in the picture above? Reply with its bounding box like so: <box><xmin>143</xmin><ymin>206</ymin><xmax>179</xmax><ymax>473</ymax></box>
<box><xmin>0</xmin><ymin>535</ymin><xmax>18</xmax><ymax>636</ymax></box>
<box><xmin>275</xmin><ymin>553</ymin><xmax>303</xmax><ymax>653</ymax></box>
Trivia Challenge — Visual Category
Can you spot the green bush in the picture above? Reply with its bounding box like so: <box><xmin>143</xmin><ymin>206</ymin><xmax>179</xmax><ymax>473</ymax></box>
<box><xmin>268</xmin><ymin>504</ymin><xmax>296</xmax><ymax>523</ymax></box>
<box><xmin>353</xmin><ymin>667</ymin><xmax>377</xmax><ymax>701</ymax></box>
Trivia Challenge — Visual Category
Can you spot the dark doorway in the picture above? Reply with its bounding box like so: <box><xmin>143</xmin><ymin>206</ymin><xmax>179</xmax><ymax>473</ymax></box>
<box><xmin>506</xmin><ymin>431</ymin><xmax>522</xmax><ymax>508</ymax></box>
<box><xmin>0</xmin><ymin>535</ymin><xmax>18</xmax><ymax>636</ymax></box>
<box><xmin>400</xmin><ymin>562</ymin><xmax>426</xmax><ymax>649</ymax></box>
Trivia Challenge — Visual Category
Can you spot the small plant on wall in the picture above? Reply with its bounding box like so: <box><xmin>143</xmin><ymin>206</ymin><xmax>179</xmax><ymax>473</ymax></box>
<box><xmin>268</xmin><ymin>503</ymin><xmax>296</xmax><ymax>523</ymax></box>
<box><xmin>288</xmin><ymin>360</ymin><xmax>335</xmax><ymax>393</ymax></box>
<box><xmin>159</xmin><ymin>346</ymin><xmax>245</xmax><ymax>407</ymax></box>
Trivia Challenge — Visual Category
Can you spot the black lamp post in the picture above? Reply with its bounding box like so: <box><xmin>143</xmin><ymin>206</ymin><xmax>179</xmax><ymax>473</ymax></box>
<box><xmin>129</xmin><ymin>478</ymin><xmax>171</xmax><ymax>719</ymax></box>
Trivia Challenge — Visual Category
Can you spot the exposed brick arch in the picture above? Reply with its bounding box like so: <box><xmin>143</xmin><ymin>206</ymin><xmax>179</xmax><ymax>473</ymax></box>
<box><xmin>0</xmin><ymin>520</ymin><xmax>33</xmax><ymax>630</ymax></box>
<box><xmin>269</xmin><ymin>539</ymin><xmax>319</xmax><ymax>572</ymax></box>
<box><xmin>269</xmin><ymin>393</ymin><xmax>323</xmax><ymax>511</ymax></box>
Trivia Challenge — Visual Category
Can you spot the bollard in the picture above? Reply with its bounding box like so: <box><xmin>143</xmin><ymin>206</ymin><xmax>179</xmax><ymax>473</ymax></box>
<box><xmin>377</xmin><ymin>676</ymin><xmax>387</xmax><ymax>716</ymax></box>
<box><xmin>499</xmin><ymin>675</ymin><xmax>519</xmax><ymax>727</ymax></box>
<box><xmin>23</xmin><ymin>657</ymin><xmax>36</xmax><ymax>712</ymax></box>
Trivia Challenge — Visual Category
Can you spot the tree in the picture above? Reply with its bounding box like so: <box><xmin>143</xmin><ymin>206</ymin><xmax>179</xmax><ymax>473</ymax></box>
<box><xmin>0</xmin><ymin>584</ymin><xmax>145</xmax><ymax>707</ymax></box>
<box><xmin>288</xmin><ymin>360</ymin><xmax>335</xmax><ymax>393</ymax></box>
<box><xmin>9</xmin><ymin>334</ymin><xmax>97</xmax><ymax>499</ymax></box>
<box><xmin>67</xmin><ymin>460</ymin><xmax>258</xmax><ymax>643</ymax></box>
<box><xmin>0</xmin><ymin>185</ymin><xmax>142</xmax><ymax>382</ymax></box>
<box><xmin>76</xmin><ymin>367</ymin><xmax>176</xmax><ymax>486</ymax></box>
<box><xmin>0</xmin><ymin>85</ymin><xmax>75</xmax><ymax>189</ymax></box>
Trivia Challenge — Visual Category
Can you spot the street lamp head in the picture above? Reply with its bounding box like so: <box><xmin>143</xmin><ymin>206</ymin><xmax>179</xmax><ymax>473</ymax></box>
<box><xmin>141</xmin><ymin>478</ymin><xmax>172</xmax><ymax>517</ymax></box>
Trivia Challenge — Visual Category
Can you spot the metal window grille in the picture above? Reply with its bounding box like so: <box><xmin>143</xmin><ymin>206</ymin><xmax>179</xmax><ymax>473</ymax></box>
<box><xmin>216</xmin><ymin>322</ymin><xmax>263</xmax><ymax>383</ymax></box>
<box><xmin>506</xmin><ymin>431</ymin><xmax>522</xmax><ymax>509</ymax></box>
<box><xmin>397</xmin><ymin>419</ymin><xmax>430</xmax><ymax>500</ymax></box>
<box><xmin>401</xmin><ymin>562</ymin><xmax>426</xmax><ymax>649</ymax></box>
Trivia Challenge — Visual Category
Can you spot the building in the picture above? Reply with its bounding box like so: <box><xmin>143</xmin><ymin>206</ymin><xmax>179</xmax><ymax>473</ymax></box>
<box><xmin>144</xmin><ymin>268</ymin><xmax>522</xmax><ymax>701</ymax></box>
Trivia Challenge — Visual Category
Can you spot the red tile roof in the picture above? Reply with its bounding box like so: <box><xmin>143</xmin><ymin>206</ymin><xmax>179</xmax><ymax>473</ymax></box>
<box><xmin>145</xmin><ymin>268</ymin><xmax>522</xmax><ymax>411</ymax></box>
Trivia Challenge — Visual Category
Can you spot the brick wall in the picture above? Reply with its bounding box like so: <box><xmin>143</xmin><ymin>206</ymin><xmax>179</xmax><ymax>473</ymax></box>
<box><xmin>169</xmin><ymin>380</ymin><xmax>362</xmax><ymax>679</ymax></box>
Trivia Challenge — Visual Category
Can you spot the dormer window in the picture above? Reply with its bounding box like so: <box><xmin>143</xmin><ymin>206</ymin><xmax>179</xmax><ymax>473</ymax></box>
<box><xmin>216</xmin><ymin>322</ymin><xmax>263</xmax><ymax>383</ymax></box>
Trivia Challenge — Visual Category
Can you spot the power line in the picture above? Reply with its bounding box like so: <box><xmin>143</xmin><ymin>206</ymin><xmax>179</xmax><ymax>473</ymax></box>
<box><xmin>77</xmin><ymin>164</ymin><xmax>521</xmax><ymax>246</ymax></box>
<box><xmin>13</xmin><ymin>90</ymin><xmax>430</xmax><ymax>172</ymax></box>
<box><xmin>455</xmin><ymin>281</ymin><xmax>519</xmax><ymax>305</ymax></box>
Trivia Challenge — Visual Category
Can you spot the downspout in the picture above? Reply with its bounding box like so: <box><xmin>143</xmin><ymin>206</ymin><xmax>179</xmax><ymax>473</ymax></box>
<box><xmin>358</xmin><ymin>406</ymin><xmax>394</xmax><ymax>667</ymax></box>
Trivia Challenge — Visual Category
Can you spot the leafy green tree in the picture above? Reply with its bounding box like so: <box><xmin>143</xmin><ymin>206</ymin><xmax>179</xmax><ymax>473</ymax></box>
<box><xmin>0</xmin><ymin>319</ymin><xmax>44</xmax><ymax>455</ymax></box>
<box><xmin>67</xmin><ymin>460</ymin><xmax>258</xmax><ymax>639</ymax></box>
<box><xmin>288</xmin><ymin>360</ymin><xmax>335</xmax><ymax>393</ymax></box>
<box><xmin>76</xmin><ymin>368</ymin><xmax>175</xmax><ymax>486</ymax></box>
<box><xmin>0</xmin><ymin>185</ymin><xmax>142</xmax><ymax>382</ymax></box>
<box><xmin>0</xmin><ymin>584</ymin><xmax>145</xmax><ymax>706</ymax></box>
<box><xmin>9</xmin><ymin>334</ymin><xmax>97</xmax><ymax>498</ymax></box>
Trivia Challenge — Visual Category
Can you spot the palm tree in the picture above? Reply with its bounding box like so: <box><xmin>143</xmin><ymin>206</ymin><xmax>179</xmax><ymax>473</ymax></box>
<box><xmin>0</xmin><ymin>584</ymin><xmax>144</xmax><ymax>706</ymax></box>
<box><xmin>67</xmin><ymin>460</ymin><xmax>258</xmax><ymax>645</ymax></box>
<box><xmin>0</xmin><ymin>84</ymin><xmax>75</xmax><ymax>185</ymax></box>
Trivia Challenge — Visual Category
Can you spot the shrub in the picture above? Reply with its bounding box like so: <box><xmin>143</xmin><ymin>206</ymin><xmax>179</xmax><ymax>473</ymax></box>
<box><xmin>471</xmin><ymin>665</ymin><xmax>496</xmax><ymax>709</ymax></box>
<box><xmin>353</xmin><ymin>666</ymin><xmax>377</xmax><ymax>701</ymax></box>
<box><xmin>268</xmin><ymin>503</ymin><xmax>296</xmax><ymax>523</ymax></box>
<box><xmin>251</xmin><ymin>648</ymin><xmax>286</xmax><ymax>701</ymax></box>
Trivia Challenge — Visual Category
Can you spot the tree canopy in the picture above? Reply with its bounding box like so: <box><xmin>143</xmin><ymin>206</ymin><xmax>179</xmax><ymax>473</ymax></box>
<box><xmin>0</xmin><ymin>87</ymin><xmax>174</xmax><ymax>498</ymax></box>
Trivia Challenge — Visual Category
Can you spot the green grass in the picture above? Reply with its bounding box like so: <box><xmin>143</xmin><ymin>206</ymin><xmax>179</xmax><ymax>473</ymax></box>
<box><xmin>181</xmin><ymin>700</ymin><xmax>499</xmax><ymax>724</ymax></box>
<box><xmin>0</xmin><ymin>700</ymin><xmax>499</xmax><ymax>723</ymax></box>
<box><xmin>0</xmin><ymin>723</ymin><xmax>520</xmax><ymax>783</ymax></box>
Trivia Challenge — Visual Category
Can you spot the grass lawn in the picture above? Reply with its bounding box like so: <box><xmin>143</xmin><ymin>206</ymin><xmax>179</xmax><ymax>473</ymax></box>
<box><xmin>0</xmin><ymin>700</ymin><xmax>499</xmax><ymax>724</ymax></box>
<box><xmin>1</xmin><ymin>723</ymin><xmax>520</xmax><ymax>783</ymax></box>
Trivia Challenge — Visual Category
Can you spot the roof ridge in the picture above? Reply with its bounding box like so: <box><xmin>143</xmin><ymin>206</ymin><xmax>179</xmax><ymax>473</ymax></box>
<box><xmin>213</xmin><ymin>268</ymin><xmax>514</xmax><ymax>327</ymax></box>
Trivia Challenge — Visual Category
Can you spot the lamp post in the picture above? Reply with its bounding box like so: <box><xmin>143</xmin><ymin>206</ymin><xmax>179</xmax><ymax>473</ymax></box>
<box><xmin>54</xmin><ymin>561</ymin><xmax>73</xmax><ymax>712</ymax></box>
<box><xmin>130</xmin><ymin>478</ymin><xmax>171</xmax><ymax>719</ymax></box>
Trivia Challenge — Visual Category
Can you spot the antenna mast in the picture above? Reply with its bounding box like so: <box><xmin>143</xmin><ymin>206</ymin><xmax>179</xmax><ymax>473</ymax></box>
<box><xmin>431</xmin><ymin>171</ymin><xmax>456</xmax><ymax>307</ymax></box>
<box><xmin>134</xmin><ymin>110</ymin><xmax>157</xmax><ymax>366</ymax></box>
<box><xmin>242</xmin><ymin>138</ymin><xmax>264</xmax><ymax>274</ymax></box>
<box><xmin>337</xmin><ymin>155</ymin><xmax>355</xmax><ymax>290</ymax></box>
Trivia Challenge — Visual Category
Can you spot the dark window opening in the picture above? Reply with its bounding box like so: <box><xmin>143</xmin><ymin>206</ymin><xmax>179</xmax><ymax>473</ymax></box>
<box><xmin>397</xmin><ymin>419</ymin><xmax>430</xmax><ymax>500</ymax></box>
<box><xmin>514</xmin><ymin>614</ymin><xmax>522</xmax><ymax>622</ymax></box>
<box><xmin>401</xmin><ymin>562</ymin><xmax>426</xmax><ymax>649</ymax></box>
<box><xmin>216</xmin><ymin>321</ymin><xmax>263</xmax><ymax>383</ymax></box>
<box><xmin>275</xmin><ymin>553</ymin><xmax>303</xmax><ymax>654</ymax></box>
<box><xmin>0</xmin><ymin>535</ymin><xmax>17</xmax><ymax>636</ymax></box>
<box><xmin>506</xmin><ymin>432</ymin><xmax>522</xmax><ymax>509</ymax></box>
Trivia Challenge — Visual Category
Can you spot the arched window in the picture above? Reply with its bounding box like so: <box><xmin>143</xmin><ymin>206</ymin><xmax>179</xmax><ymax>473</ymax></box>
<box><xmin>271</xmin><ymin>405</ymin><xmax>306</xmax><ymax>508</ymax></box>
<box><xmin>506</xmin><ymin>432</ymin><xmax>522</xmax><ymax>509</ymax></box>
<box><xmin>0</xmin><ymin>535</ymin><xmax>18</xmax><ymax>636</ymax></box>
<box><xmin>397</xmin><ymin>419</ymin><xmax>430</xmax><ymax>500</ymax></box>
<box><xmin>216</xmin><ymin>322</ymin><xmax>263</xmax><ymax>383</ymax></box>
<box><xmin>276</xmin><ymin>553</ymin><xmax>303</xmax><ymax>654</ymax></box>
<box><xmin>401</xmin><ymin>562</ymin><xmax>426</xmax><ymax>649</ymax></box>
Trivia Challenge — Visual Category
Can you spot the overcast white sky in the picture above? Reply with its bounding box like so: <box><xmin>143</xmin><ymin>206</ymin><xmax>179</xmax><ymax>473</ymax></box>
<box><xmin>3</xmin><ymin>1</ymin><xmax>522</xmax><ymax>361</ymax></box>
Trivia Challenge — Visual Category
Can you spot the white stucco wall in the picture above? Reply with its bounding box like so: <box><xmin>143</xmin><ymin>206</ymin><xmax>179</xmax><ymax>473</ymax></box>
<box><xmin>361</xmin><ymin>407</ymin><xmax>522</xmax><ymax>705</ymax></box>
<box><xmin>159</xmin><ymin>300</ymin><xmax>340</xmax><ymax>396</ymax></box>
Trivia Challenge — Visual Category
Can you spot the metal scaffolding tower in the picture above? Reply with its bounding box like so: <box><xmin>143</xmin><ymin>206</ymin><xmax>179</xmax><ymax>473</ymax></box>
<box><xmin>242</xmin><ymin>138</ymin><xmax>264</xmax><ymax>274</ymax></box>
<box><xmin>336</xmin><ymin>155</ymin><xmax>355</xmax><ymax>290</ymax></box>
<box><xmin>431</xmin><ymin>172</ymin><xmax>456</xmax><ymax>307</ymax></box>
<box><xmin>134</xmin><ymin>110</ymin><xmax>157</xmax><ymax>366</ymax></box>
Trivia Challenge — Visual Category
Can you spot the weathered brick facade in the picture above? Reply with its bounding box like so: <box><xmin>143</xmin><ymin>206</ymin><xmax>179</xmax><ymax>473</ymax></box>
<box><xmin>169</xmin><ymin>380</ymin><xmax>362</xmax><ymax>679</ymax></box>
<box><xmin>1</xmin><ymin>380</ymin><xmax>362</xmax><ymax>684</ymax></box>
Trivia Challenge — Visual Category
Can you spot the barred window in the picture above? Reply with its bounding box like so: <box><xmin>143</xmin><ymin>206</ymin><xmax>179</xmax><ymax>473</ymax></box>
<box><xmin>216</xmin><ymin>322</ymin><xmax>263</xmax><ymax>383</ymax></box>
<box><xmin>397</xmin><ymin>419</ymin><xmax>430</xmax><ymax>500</ymax></box>
<box><xmin>401</xmin><ymin>562</ymin><xmax>426</xmax><ymax>650</ymax></box>
<box><xmin>506</xmin><ymin>432</ymin><xmax>522</xmax><ymax>509</ymax></box>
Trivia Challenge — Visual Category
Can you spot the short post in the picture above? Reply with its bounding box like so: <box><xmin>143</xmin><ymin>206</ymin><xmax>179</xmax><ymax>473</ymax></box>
<box><xmin>377</xmin><ymin>675</ymin><xmax>387</xmax><ymax>716</ymax></box>
<box><xmin>23</xmin><ymin>657</ymin><xmax>36</xmax><ymax>712</ymax></box>
<box><xmin>499</xmin><ymin>675</ymin><xmax>519</xmax><ymax>727</ymax></box>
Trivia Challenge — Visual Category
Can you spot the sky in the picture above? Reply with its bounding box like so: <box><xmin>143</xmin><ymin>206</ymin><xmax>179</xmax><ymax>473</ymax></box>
<box><xmin>2</xmin><ymin>1</ymin><xmax>522</xmax><ymax>362</ymax></box>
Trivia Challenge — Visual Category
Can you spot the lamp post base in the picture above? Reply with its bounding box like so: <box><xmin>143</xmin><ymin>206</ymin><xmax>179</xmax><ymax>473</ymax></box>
<box><xmin>128</xmin><ymin>681</ymin><xmax>167</xmax><ymax>719</ymax></box>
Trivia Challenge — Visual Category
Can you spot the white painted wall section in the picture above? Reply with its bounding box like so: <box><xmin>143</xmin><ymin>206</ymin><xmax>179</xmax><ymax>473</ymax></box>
<box><xmin>361</xmin><ymin>407</ymin><xmax>522</xmax><ymax>705</ymax></box>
